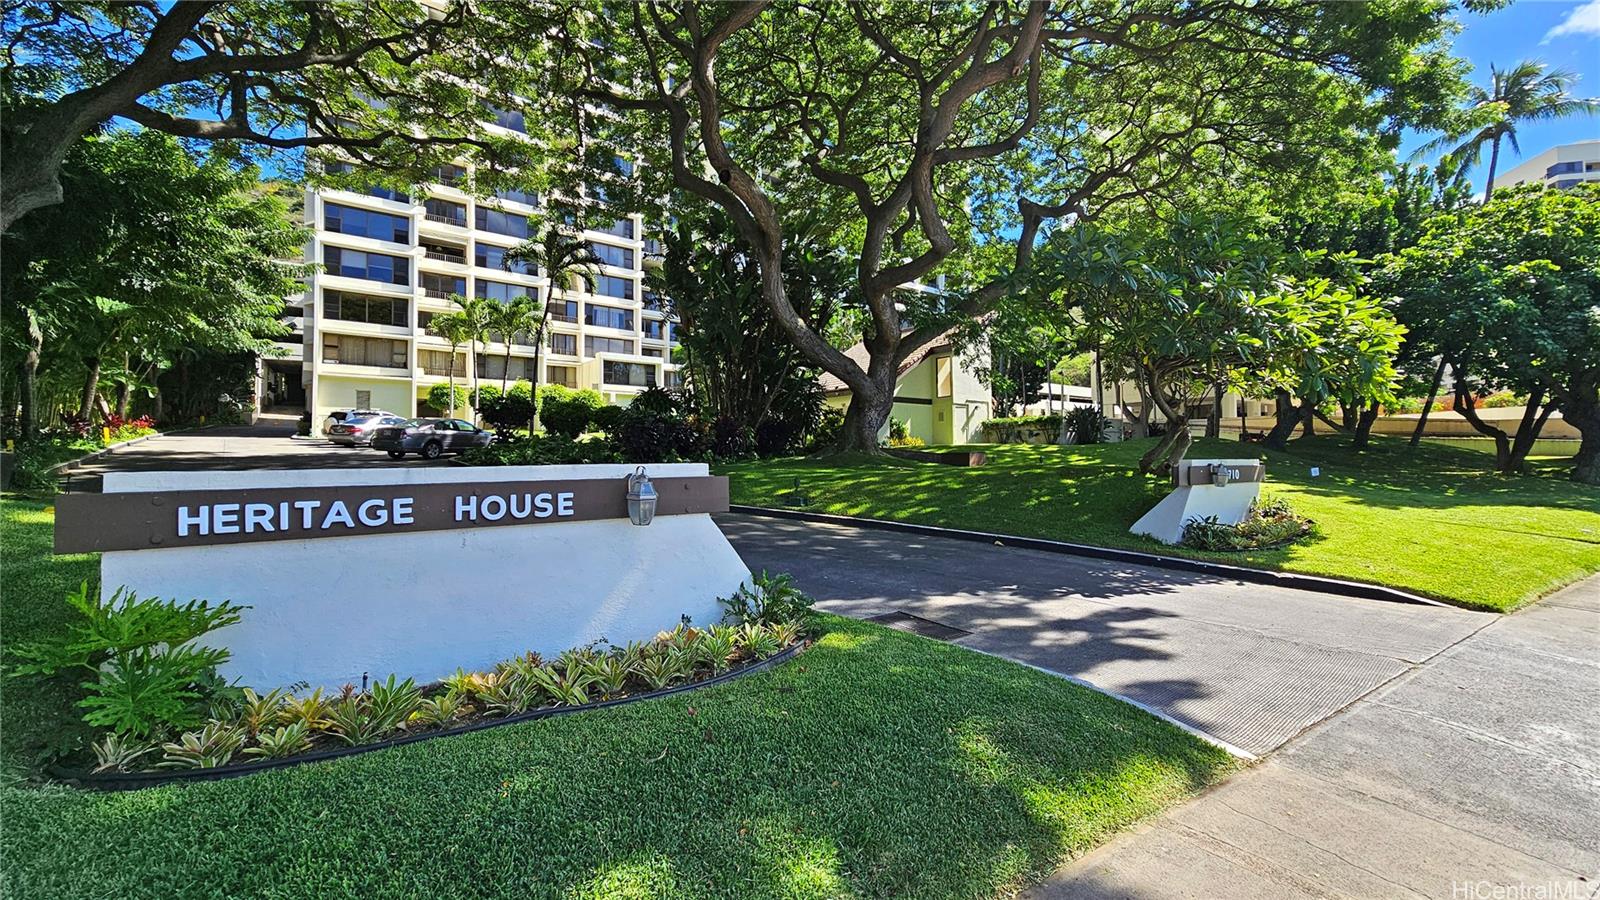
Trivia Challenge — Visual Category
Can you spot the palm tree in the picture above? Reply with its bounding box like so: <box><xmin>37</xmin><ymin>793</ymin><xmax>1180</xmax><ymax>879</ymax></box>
<box><xmin>505</xmin><ymin>221</ymin><xmax>604</xmax><ymax>425</ymax></box>
<box><xmin>426</xmin><ymin>308</ymin><xmax>472</xmax><ymax>417</ymax></box>
<box><xmin>449</xmin><ymin>292</ymin><xmax>496</xmax><ymax>415</ymax></box>
<box><xmin>1416</xmin><ymin>60</ymin><xmax>1599</xmax><ymax>201</ymax></box>
<box><xmin>488</xmin><ymin>293</ymin><xmax>539</xmax><ymax>393</ymax></box>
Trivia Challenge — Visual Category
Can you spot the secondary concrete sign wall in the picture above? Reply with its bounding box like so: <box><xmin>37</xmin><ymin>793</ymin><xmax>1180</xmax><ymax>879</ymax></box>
<box><xmin>81</xmin><ymin>464</ymin><xmax>748</xmax><ymax>691</ymax></box>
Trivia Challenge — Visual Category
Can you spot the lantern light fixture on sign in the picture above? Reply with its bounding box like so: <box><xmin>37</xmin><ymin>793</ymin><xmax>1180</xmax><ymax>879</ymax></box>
<box><xmin>626</xmin><ymin>466</ymin><xmax>657</xmax><ymax>526</ymax></box>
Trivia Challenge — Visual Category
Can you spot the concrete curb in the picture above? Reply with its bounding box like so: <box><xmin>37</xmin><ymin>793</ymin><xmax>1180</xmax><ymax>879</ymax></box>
<box><xmin>728</xmin><ymin>504</ymin><xmax>1453</xmax><ymax>609</ymax></box>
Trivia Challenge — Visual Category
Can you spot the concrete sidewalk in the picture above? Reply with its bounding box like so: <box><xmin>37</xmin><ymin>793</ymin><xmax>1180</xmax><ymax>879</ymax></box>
<box><xmin>1029</xmin><ymin>575</ymin><xmax>1600</xmax><ymax>900</ymax></box>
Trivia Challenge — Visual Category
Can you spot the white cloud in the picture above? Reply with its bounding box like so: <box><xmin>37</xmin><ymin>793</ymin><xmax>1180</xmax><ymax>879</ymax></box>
<box><xmin>1543</xmin><ymin>0</ymin><xmax>1600</xmax><ymax>42</ymax></box>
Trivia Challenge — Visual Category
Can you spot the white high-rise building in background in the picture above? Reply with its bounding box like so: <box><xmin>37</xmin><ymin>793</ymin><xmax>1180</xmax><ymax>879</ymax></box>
<box><xmin>260</xmin><ymin>132</ymin><xmax>678</xmax><ymax>429</ymax></box>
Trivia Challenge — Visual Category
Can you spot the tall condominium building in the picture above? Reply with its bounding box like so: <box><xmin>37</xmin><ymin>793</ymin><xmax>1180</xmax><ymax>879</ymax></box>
<box><xmin>1497</xmin><ymin>140</ymin><xmax>1600</xmax><ymax>191</ymax></box>
<box><xmin>261</xmin><ymin>158</ymin><xmax>679</xmax><ymax>428</ymax></box>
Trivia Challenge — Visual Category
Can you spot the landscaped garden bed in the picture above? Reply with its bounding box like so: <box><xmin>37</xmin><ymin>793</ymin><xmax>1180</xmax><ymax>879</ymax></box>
<box><xmin>10</xmin><ymin>568</ymin><xmax>815</xmax><ymax>788</ymax></box>
<box><xmin>1180</xmin><ymin>498</ymin><xmax>1315</xmax><ymax>552</ymax></box>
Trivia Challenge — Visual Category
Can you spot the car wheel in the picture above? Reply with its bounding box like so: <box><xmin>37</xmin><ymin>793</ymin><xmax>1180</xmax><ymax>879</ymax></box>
<box><xmin>387</xmin><ymin>450</ymin><xmax>406</xmax><ymax>460</ymax></box>
<box><xmin>421</xmin><ymin>440</ymin><xmax>443</xmax><ymax>460</ymax></box>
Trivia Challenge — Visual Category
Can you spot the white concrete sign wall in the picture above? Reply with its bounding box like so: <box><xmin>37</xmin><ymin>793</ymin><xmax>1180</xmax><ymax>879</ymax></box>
<box><xmin>97</xmin><ymin>464</ymin><xmax>749</xmax><ymax>690</ymax></box>
<box><xmin>1130</xmin><ymin>458</ymin><xmax>1264</xmax><ymax>545</ymax></box>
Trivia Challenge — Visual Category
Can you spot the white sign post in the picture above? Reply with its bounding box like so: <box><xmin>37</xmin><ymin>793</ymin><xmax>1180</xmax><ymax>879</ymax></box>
<box><xmin>1130</xmin><ymin>458</ymin><xmax>1265</xmax><ymax>546</ymax></box>
<box><xmin>78</xmin><ymin>463</ymin><xmax>748</xmax><ymax>690</ymax></box>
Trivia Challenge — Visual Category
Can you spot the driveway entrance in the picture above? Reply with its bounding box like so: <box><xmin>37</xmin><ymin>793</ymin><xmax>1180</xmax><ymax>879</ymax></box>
<box><xmin>60</xmin><ymin>416</ymin><xmax>447</xmax><ymax>491</ymax></box>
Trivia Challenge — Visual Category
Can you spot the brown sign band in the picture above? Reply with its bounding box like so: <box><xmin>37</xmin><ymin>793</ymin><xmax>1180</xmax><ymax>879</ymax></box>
<box><xmin>54</xmin><ymin>476</ymin><xmax>729</xmax><ymax>554</ymax></box>
<box><xmin>1173</xmin><ymin>463</ymin><xmax>1266</xmax><ymax>487</ymax></box>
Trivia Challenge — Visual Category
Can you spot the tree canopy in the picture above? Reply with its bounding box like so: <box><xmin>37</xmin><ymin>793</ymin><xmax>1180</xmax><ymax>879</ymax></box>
<box><xmin>1</xmin><ymin>129</ymin><xmax>304</xmax><ymax>436</ymax></box>
<box><xmin>474</xmin><ymin>0</ymin><xmax>1468</xmax><ymax>450</ymax></box>
<box><xmin>1379</xmin><ymin>183</ymin><xmax>1600</xmax><ymax>482</ymax></box>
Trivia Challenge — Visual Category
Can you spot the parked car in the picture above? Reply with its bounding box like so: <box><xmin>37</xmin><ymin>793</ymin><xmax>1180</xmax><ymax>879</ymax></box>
<box><xmin>322</xmin><ymin>408</ymin><xmax>397</xmax><ymax>436</ymax></box>
<box><xmin>370</xmin><ymin>418</ymin><xmax>495</xmax><ymax>459</ymax></box>
<box><xmin>328</xmin><ymin>413</ymin><xmax>410</xmax><ymax>447</ymax></box>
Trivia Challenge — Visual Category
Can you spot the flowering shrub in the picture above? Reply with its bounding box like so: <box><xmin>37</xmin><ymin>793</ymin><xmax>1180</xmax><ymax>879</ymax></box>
<box><xmin>104</xmin><ymin>415</ymin><xmax>158</xmax><ymax>444</ymax></box>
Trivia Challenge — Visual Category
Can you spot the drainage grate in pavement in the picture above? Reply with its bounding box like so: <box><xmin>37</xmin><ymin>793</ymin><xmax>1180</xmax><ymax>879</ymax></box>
<box><xmin>867</xmin><ymin>611</ymin><xmax>972</xmax><ymax>641</ymax></box>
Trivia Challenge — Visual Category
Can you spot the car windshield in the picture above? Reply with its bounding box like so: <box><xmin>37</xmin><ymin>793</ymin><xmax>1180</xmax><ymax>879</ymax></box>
<box><xmin>403</xmin><ymin>419</ymin><xmax>432</xmax><ymax>428</ymax></box>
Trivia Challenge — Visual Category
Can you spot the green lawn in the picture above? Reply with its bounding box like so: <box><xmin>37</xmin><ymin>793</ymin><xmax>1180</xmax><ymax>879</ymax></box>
<box><xmin>719</xmin><ymin>434</ymin><xmax>1600</xmax><ymax>613</ymax></box>
<box><xmin>0</xmin><ymin>498</ymin><xmax>1234</xmax><ymax>899</ymax></box>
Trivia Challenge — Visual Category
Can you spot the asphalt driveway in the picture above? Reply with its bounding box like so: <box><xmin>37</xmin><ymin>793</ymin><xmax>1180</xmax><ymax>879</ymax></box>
<box><xmin>60</xmin><ymin>419</ymin><xmax>446</xmax><ymax>491</ymax></box>
<box><xmin>717</xmin><ymin>512</ymin><xmax>1494</xmax><ymax>756</ymax></box>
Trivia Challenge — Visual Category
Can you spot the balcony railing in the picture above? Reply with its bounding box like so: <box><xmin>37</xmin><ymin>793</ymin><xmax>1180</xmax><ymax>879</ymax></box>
<box><xmin>424</xmin><ymin>213</ymin><xmax>467</xmax><ymax>227</ymax></box>
<box><xmin>420</xmin><ymin>361</ymin><xmax>467</xmax><ymax>377</ymax></box>
<box><xmin>423</xmin><ymin>249</ymin><xmax>466</xmax><ymax>264</ymax></box>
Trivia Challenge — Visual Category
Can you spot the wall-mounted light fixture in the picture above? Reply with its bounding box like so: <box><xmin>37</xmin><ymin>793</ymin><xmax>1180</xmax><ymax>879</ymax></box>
<box><xmin>626</xmin><ymin>466</ymin><xmax>657</xmax><ymax>526</ymax></box>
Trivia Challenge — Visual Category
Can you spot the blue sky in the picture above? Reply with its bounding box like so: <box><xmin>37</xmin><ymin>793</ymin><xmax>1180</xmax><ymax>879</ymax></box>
<box><xmin>1400</xmin><ymin>0</ymin><xmax>1600</xmax><ymax>188</ymax></box>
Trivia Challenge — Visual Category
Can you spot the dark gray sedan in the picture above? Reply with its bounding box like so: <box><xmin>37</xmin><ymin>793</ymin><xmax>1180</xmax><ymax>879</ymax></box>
<box><xmin>370</xmin><ymin>418</ymin><xmax>494</xmax><ymax>460</ymax></box>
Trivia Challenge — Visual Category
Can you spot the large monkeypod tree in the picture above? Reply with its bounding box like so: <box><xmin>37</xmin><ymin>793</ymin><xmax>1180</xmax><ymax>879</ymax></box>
<box><xmin>491</xmin><ymin>0</ymin><xmax>1461</xmax><ymax>452</ymax></box>
<box><xmin>1381</xmin><ymin>184</ymin><xmax>1600</xmax><ymax>483</ymax></box>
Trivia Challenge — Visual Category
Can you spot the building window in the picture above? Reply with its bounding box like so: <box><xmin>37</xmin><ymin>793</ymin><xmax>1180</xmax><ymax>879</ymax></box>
<box><xmin>474</xmin><ymin>243</ymin><xmax>532</xmax><ymax>274</ymax></box>
<box><xmin>430</xmin><ymin>163</ymin><xmax>468</xmax><ymax>187</ymax></box>
<box><xmin>664</xmin><ymin>370</ymin><xmax>683</xmax><ymax>389</ymax></box>
<box><xmin>475</xmin><ymin>207</ymin><xmax>530</xmax><ymax>238</ymax></box>
<box><xmin>548</xmin><ymin>332</ymin><xmax>577</xmax><ymax>355</ymax></box>
<box><xmin>1546</xmin><ymin>161</ymin><xmax>1585</xmax><ymax>177</ymax></box>
<box><xmin>936</xmin><ymin>356</ymin><xmax>953</xmax><ymax>398</ymax></box>
<box><xmin>585</xmin><ymin>335</ymin><xmax>634</xmax><ymax>356</ymax></box>
<box><xmin>584</xmin><ymin>303</ymin><xmax>633</xmax><ymax>330</ymax></box>
<box><xmin>322</xmin><ymin>334</ymin><xmax>407</xmax><ymax>368</ymax></box>
<box><xmin>424</xmin><ymin>198</ymin><xmax>467</xmax><ymax>227</ymax></box>
<box><xmin>323</xmin><ymin>247</ymin><xmax>409</xmax><ymax>286</ymax></box>
<box><xmin>418</xmin><ymin>349</ymin><xmax>466</xmax><ymax>376</ymax></box>
<box><xmin>1553</xmin><ymin>178</ymin><xmax>1583</xmax><ymax>190</ymax></box>
<box><xmin>489</xmin><ymin>106</ymin><xmax>526</xmax><ymax>133</ymax></box>
<box><xmin>476</xmin><ymin>279</ymin><xmax>534</xmax><ymax>304</ymax></box>
<box><xmin>596</xmin><ymin>218</ymin><xmax>635</xmax><ymax>239</ymax></box>
<box><xmin>589</xmin><ymin>241</ymin><xmax>634</xmax><ymax>268</ymax></box>
<box><xmin>546</xmin><ymin>365</ymin><xmax>577</xmax><ymax>388</ymax></box>
<box><xmin>324</xmin><ymin>290</ymin><xmax>409</xmax><ymax>327</ymax></box>
<box><xmin>355</xmin><ymin>390</ymin><xmax>372</xmax><ymax>409</ymax></box>
<box><xmin>641</xmin><ymin>348</ymin><xmax>662</xmax><ymax>359</ymax></box>
<box><xmin>420</xmin><ymin>273</ymin><xmax>465</xmax><ymax>299</ymax></box>
<box><xmin>320</xmin><ymin>161</ymin><xmax>410</xmax><ymax>202</ymax></box>
<box><xmin>547</xmin><ymin>300</ymin><xmax>578</xmax><ymax>323</ymax></box>
<box><xmin>593</xmin><ymin>274</ymin><xmax>635</xmax><ymax>300</ymax></box>
<box><xmin>642</xmin><ymin>290</ymin><xmax>665</xmax><ymax>311</ymax></box>
<box><xmin>478</xmin><ymin>354</ymin><xmax>533</xmax><ymax>380</ymax></box>
<box><xmin>494</xmin><ymin>186</ymin><xmax>538</xmax><ymax>205</ymax></box>
<box><xmin>642</xmin><ymin>319</ymin><xmax>667</xmax><ymax>340</ymax></box>
<box><xmin>603</xmin><ymin>361</ymin><xmax>656</xmax><ymax>388</ymax></box>
<box><xmin>323</xmin><ymin>202</ymin><xmax>410</xmax><ymax>243</ymax></box>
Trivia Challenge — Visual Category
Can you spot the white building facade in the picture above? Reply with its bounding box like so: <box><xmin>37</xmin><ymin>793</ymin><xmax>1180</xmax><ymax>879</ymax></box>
<box><xmin>270</xmin><ymin>159</ymin><xmax>679</xmax><ymax>429</ymax></box>
<box><xmin>1496</xmin><ymin>140</ymin><xmax>1600</xmax><ymax>191</ymax></box>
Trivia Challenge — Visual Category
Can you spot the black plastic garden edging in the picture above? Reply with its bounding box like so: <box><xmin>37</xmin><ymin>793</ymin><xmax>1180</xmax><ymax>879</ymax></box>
<box><xmin>730</xmin><ymin>505</ymin><xmax>1449</xmax><ymax>608</ymax></box>
<box><xmin>55</xmin><ymin>642</ymin><xmax>805</xmax><ymax>791</ymax></box>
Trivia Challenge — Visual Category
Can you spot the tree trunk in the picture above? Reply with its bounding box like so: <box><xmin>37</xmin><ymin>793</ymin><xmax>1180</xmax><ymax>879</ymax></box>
<box><xmin>1409</xmin><ymin>357</ymin><xmax>1448</xmax><ymax>448</ymax></box>
<box><xmin>1352</xmin><ymin>401</ymin><xmax>1380</xmax><ymax>449</ymax></box>
<box><xmin>1483</xmin><ymin>135</ymin><xmax>1502</xmax><ymax>202</ymax></box>
<box><xmin>18</xmin><ymin>338</ymin><xmax>41</xmax><ymax>439</ymax></box>
<box><xmin>1205</xmin><ymin>381</ymin><xmax>1222</xmax><ymax>439</ymax></box>
<box><xmin>1339</xmin><ymin>401</ymin><xmax>1356</xmax><ymax>430</ymax></box>
<box><xmin>1299</xmin><ymin>402</ymin><xmax>1315</xmax><ymax>437</ymax></box>
<box><xmin>1504</xmin><ymin>389</ymin><xmax>1557</xmax><ymax>472</ymax></box>
<box><xmin>1567</xmin><ymin>394</ymin><xmax>1600</xmax><ymax>485</ymax></box>
<box><xmin>78</xmin><ymin>356</ymin><xmax>101</xmax><ymax>421</ymax></box>
<box><xmin>836</xmin><ymin>383</ymin><xmax>894</xmax><ymax>453</ymax></box>
<box><xmin>1265</xmin><ymin>389</ymin><xmax>1299</xmax><ymax>450</ymax></box>
<box><xmin>1453</xmin><ymin>380</ymin><xmax>1513</xmax><ymax>473</ymax></box>
<box><xmin>115</xmin><ymin>351</ymin><xmax>132</xmax><ymax>418</ymax></box>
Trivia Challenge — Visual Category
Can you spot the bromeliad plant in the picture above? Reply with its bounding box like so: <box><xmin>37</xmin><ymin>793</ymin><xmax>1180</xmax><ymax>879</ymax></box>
<box><xmin>70</xmin><ymin>589</ymin><xmax>812</xmax><ymax>778</ymax></box>
<box><xmin>6</xmin><ymin>583</ymin><xmax>246</xmax><ymax>739</ymax></box>
<box><xmin>718</xmin><ymin>572</ymin><xmax>815</xmax><ymax>629</ymax></box>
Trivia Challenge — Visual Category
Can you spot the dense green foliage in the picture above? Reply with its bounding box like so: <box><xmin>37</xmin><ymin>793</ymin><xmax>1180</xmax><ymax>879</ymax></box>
<box><xmin>0</xmin><ymin>130</ymin><xmax>304</xmax><ymax>437</ymax></box>
<box><xmin>539</xmin><ymin>385</ymin><xmax>606</xmax><ymax>438</ymax></box>
<box><xmin>0</xmin><ymin>499</ymin><xmax>1231</xmax><ymax>897</ymax></box>
<box><xmin>1379</xmin><ymin>184</ymin><xmax>1600</xmax><ymax>482</ymax></box>
<box><xmin>6</xmin><ymin>584</ymin><xmax>244</xmax><ymax>740</ymax></box>
<box><xmin>721</xmin><ymin>436</ymin><xmax>1600</xmax><ymax>613</ymax></box>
